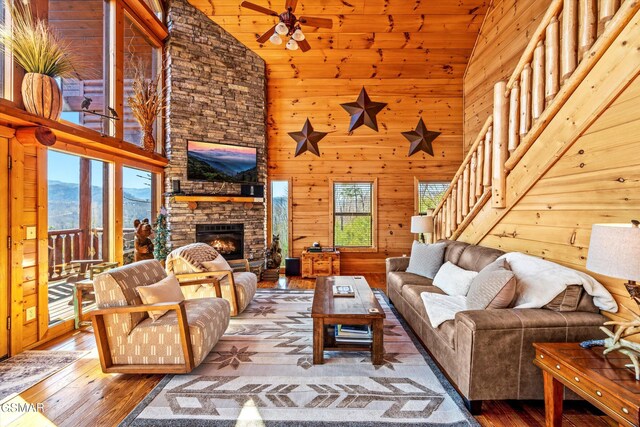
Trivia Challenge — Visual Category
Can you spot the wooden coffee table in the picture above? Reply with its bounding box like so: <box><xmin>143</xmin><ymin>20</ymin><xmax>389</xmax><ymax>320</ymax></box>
<box><xmin>311</xmin><ymin>276</ymin><xmax>385</xmax><ymax>365</ymax></box>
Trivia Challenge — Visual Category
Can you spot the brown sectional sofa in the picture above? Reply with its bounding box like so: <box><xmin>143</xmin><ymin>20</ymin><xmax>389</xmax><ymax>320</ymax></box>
<box><xmin>386</xmin><ymin>240</ymin><xmax>607</xmax><ymax>412</ymax></box>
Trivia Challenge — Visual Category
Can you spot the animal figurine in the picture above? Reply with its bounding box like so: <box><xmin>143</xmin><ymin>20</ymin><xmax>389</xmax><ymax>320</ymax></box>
<box><xmin>266</xmin><ymin>234</ymin><xmax>282</xmax><ymax>269</ymax></box>
<box><xmin>134</xmin><ymin>218</ymin><xmax>154</xmax><ymax>262</ymax></box>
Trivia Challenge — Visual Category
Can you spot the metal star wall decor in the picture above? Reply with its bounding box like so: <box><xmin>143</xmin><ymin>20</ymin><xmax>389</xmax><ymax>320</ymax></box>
<box><xmin>340</xmin><ymin>87</ymin><xmax>387</xmax><ymax>132</ymax></box>
<box><xmin>402</xmin><ymin>118</ymin><xmax>441</xmax><ymax>157</ymax></box>
<box><xmin>289</xmin><ymin>118</ymin><xmax>328</xmax><ymax>157</ymax></box>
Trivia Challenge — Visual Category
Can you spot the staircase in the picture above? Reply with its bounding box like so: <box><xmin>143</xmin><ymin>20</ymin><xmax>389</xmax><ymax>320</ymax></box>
<box><xmin>432</xmin><ymin>0</ymin><xmax>640</xmax><ymax>247</ymax></box>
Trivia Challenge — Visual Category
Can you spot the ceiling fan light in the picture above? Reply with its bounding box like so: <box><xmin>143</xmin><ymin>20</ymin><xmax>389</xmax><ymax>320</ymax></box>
<box><xmin>275</xmin><ymin>22</ymin><xmax>289</xmax><ymax>35</ymax></box>
<box><xmin>292</xmin><ymin>28</ymin><xmax>305</xmax><ymax>41</ymax></box>
<box><xmin>269</xmin><ymin>33</ymin><xmax>282</xmax><ymax>45</ymax></box>
<box><xmin>286</xmin><ymin>39</ymin><xmax>299</xmax><ymax>50</ymax></box>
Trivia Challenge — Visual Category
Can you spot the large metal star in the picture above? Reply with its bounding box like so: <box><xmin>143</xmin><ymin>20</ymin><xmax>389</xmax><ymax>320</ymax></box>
<box><xmin>289</xmin><ymin>119</ymin><xmax>328</xmax><ymax>157</ymax></box>
<box><xmin>340</xmin><ymin>87</ymin><xmax>387</xmax><ymax>132</ymax></box>
<box><xmin>402</xmin><ymin>118</ymin><xmax>441</xmax><ymax>157</ymax></box>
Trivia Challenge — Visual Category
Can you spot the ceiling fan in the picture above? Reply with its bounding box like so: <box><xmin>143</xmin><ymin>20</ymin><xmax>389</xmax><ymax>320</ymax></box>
<box><xmin>240</xmin><ymin>0</ymin><xmax>333</xmax><ymax>52</ymax></box>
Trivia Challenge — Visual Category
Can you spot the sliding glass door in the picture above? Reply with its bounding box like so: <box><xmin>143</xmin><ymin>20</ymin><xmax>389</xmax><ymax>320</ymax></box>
<box><xmin>270</xmin><ymin>180</ymin><xmax>290</xmax><ymax>266</ymax></box>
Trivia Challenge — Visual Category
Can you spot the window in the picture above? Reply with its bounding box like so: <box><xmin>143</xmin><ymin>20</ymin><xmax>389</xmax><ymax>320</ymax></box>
<box><xmin>0</xmin><ymin>1</ymin><xmax>6</xmax><ymax>99</ymax></box>
<box><xmin>417</xmin><ymin>181</ymin><xmax>449</xmax><ymax>215</ymax></box>
<box><xmin>122</xmin><ymin>166</ymin><xmax>152</xmax><ymax>264</ymax></box>
<box><xmin>48</xmin><ymin>0</ymin><xmax>109</xmax><ymax>133</ymax></box>
<box><xmin>270</xmin><ymin>180</ymin><xmax>290</xmax><ymax>266</ymax></box>
<box><xmin>142</xmin><ymin>0</ymin><xmax>163</xmax><ymax>19</ymax></box>
<box><xmin>332</xmin><ymin>181</ymin><xmax>376</xmax><ymax>249</ymax></box>
<box><xmin>124</xmin><ymin>15</ymin><xmax>161</xmax><ymax>147</ymax></box>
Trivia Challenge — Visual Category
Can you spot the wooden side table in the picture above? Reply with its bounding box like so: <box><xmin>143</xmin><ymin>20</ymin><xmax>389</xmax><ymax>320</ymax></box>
<box><xmin>534</xmin><ymin>342</ymin><xmax>640</xmax><ymax>427</ymax></box>
<box><xmin>74</xmin><ymin>279</ymin><xmax>95</xmax><ymax>329</ymax></box>
<box><xmin>301</xmin><ymin>250</ymin><xmax>340</xmax><ymax>278</ymax></box>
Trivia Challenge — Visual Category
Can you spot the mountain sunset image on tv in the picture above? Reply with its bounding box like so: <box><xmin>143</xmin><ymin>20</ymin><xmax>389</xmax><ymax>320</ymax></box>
<box><xmin>187</xmin><ymin>141</ymin><xmax>258</xmax><ymax>183</ymax></box>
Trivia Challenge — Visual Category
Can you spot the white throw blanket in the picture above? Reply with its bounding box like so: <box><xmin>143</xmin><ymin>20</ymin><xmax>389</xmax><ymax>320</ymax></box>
<box><xmin>421</xmin><ymin>252</ymin><xmax>618</xmax><ymax>328</ymax></box>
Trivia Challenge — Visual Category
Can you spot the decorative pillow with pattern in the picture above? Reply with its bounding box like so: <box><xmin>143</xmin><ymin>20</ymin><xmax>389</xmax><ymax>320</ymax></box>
<box><xmin>137</xmin><ymin>274</ymin><xmax>185</xmax><ymax>321</ymax></box>
<box><xmin>466</xmin><ymin>258</ymin><xmax>517</xmax><ymax>310</ymax></box>
<box><xmin>406</xmin><ymin>241</ymin><xmax>446</xmax><ymax>279</ymax></box>
<box><xmin>433</xmin><ymin>261</ymin><xmax>478</xmax><ymax>296</ymax></box>
<box><xmin>202</xmin><ymin>255</ymin><xmax>233</xmax><ymax>280</ymax></box>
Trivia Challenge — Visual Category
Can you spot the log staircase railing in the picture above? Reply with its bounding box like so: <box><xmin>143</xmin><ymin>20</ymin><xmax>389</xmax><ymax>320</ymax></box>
<box><xmin>433</xmin><ymin>0</ymin><xmax>638</xmax><ymax>241</ymax></box>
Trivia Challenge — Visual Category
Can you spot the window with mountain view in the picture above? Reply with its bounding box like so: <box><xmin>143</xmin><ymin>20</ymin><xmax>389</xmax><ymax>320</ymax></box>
<box><xmin>333</xmin><ymin>182</ymin><xmax>375</xmax><ymax>248</ymax></box>
<box><xmin>417</xmin><ymin>182</ymin><xmax>449</xmax><ymax>215</ymax></box>
<box><xmin>122</xmin><ymin>166</ymin><xmax>153</xmax><ymax>264</ymax></box>
<box><xmin>270</xmin><ymin>180</ymin><xmax>289</xmax><ymax>266</ymax></box>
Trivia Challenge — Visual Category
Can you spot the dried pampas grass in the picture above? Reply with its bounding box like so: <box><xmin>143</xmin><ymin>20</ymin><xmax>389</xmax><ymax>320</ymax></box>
<box><xmin>127</xmin><ymin>60</ymin><xmax>164</xmax><ymax>152</ymax></box>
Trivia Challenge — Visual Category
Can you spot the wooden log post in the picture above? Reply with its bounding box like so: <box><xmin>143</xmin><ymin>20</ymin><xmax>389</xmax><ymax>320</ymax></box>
<box><xmin>492</xmin><ymin>81</ymin><xmax>509</xmax><ymax>209</ymax></box>
<box><xmin>462</xmin><ymin>164</ymin><xmax>470</xmax><ymax>217</ymax></box>
<box><xmin>532</xmin><ymin>41</ymin><xmax>545</xmax><ymax>120</ymax></box>
<box><xmin>444</xmin><ymin>199</ymin><xmax>451</xmax><ymax>239</ymax></box>
<box><xmin>578</xmin><ymin>0</ymin><xmax>597</xmax><ymax>61</ymax></box>
<box><xmin>476</xmin><ymin>142</ymin><xmax>484</xmax><ymax>197</ymax></box>
<box><xmin>519</xmin><ymin>64</ymin><xmax>532</xmax><ymax>137</ymax></box>
<box><xmin>469</xmin><ymin>151</ymin><xmax>478</xmax><ymax>207</ymax></box>
<box><xmin>561</xmin><ymin>0</ymin><xmax>578</xmax><ymax>84</ymax></box>
<box><xmin>545</xmin><ymin>17</ymin><xmax>560</xmax><ymax>106</ymax></box>
<box><xmin>483</xmin><ymin>127</ymin><xmax>493</xmax><ymax>191</ymax></box>
<box><xmin>15</xmin><ymin>126</ymin><xmax>56</xmax><ymax>147</ymax></box>
<box><xmin>456</xmin><ymin>176</ymin><xmax>463</xmax><ymax>225</ymax></box>
<box><xmin>599</xmin><ymin>0</ymin><xmax>620</xmax><ymax>29</ymax></box>
<box><xmin>448</xmin><ymin>195</ymin><xmax>455</xmax><ymax>236</ymax></box>
<box><xmin>508</xmin><ymin>83</ymin><xmax>520</xmax><ymax>154</ymax></box>
<box><xmin>451</xmin><ymin>184</ymin><xmax>458</xmax><ymax>230</ymax></box>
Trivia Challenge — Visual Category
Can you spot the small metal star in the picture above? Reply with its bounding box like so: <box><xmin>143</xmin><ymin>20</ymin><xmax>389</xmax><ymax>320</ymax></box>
<box><xmin>402</xmin><ymin>118</ymin><xmax>441</xmax><ymax>157</ymax></box>
<box><xmin>340</xmin><ymin>87</ymin><xmax>387</xmax><ymax>132</ymax></box>
<box><xmin>289</xmin><ymin>118</ymin><xmax>328</xmax><ymax>157</ymax></box>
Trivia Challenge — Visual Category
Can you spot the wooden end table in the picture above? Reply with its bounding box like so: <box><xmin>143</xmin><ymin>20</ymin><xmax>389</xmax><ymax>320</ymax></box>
<box><xmin>311</xmin><ymin>276</ymin><xmax>385</xmax><ymax>365</ymax></box>
<box><xmin>534</xmin><ymin>342</ymin><xmax>640</xmax><ymax>427</ymax></box>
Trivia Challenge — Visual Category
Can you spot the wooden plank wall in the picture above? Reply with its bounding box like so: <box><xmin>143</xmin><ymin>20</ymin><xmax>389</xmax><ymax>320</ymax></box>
<box><xmin>463</xmin><ymin>0</ymin><xmax>551</xmax><ymax>151</ymax></box>
<box><xmin>475</xmin><ymin>74</ymin><xmax>640</xmax><ymax>322</ymax></box>
<box><xmin>0</xmin><ymin>133</ymin><xmax>9</xmax><ymax>358</ymax></box>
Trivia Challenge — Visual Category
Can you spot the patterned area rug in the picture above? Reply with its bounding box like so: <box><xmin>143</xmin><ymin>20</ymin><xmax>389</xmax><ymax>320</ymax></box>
<box><xmin>122</xmin><ymin>290</ymin><xmax>478</xmax><ymax>426</ymax></box>
<box><xmin>0</xmin><ymin>350</ymin><xmax>87</xmax><ymax>403</ymax></box>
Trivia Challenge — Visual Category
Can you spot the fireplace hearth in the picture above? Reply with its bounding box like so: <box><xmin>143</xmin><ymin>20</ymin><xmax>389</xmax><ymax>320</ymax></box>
<box><xmin>196</xmin><ymin>224</ymin><xmax>244</xmax><ymax>260</ymax></box>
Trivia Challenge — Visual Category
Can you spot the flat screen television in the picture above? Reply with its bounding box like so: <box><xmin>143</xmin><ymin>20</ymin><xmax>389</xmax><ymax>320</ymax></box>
<box><xmin>187</xmin><ymin>141</ymin><xmax>258</xmax><ymax>183</ymax></box>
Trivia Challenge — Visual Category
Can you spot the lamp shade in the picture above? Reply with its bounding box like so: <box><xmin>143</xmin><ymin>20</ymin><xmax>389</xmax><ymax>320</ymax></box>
<box><xmin>411</xmin><ymin>215</ymin><xmax>434</xmax><ymax>234</ymax></box>
<box><xmin>586</xmin><ymin>223</ymin><xmax>640</xmax><ymax>281</ymax></box>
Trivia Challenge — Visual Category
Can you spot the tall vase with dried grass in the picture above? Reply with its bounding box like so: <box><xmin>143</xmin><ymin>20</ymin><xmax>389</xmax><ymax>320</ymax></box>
<box><xmin>127</xmin><ymin>61</ymin><xmax>163</xmax><ymax>153</ymax></box>
<box><xmin>0</xmin><ymin>0</ymin><xmax>77</xmax><ymax>120</ymax></box>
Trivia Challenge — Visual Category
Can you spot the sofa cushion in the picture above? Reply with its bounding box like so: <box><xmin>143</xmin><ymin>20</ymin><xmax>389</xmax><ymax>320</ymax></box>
<box><xmin>403</xmin><ymin>284</ymin><xmax>445</xmax><ymax>305</ymax></box>
<box><xmin>137</xmin><ymin>274</ymin><xmax>186</xmax><ymax>321</ymax></box>
<box><xmin>577</xmin><ymin>292</ymin><xmax>600</xmax><ymax>313</ymax></box>
<box><xmin>543</xmin><ymin>285</ymin><xmax>583</xmax><ymax>312</ymax></box>
<box><xmin>388</xmin><ymin>271</ymin><xmax>434</xmax><ymax>296</ymax></box>
<box><xmin>443</xmin><ymin>240</ymin><xmax>469</xmax><ymax>265</ymax></box>
<box><xmin>467</xmin><ymin>259</ymin><xmax>517</xmax><ymax>310</ymax></box>
<box><xmin>406</xmin><ymin>241</ymin><xmax>446</xmax><ymax>279</ymax></box>
<box><xmin>111</xmin><ymin>298</ymin><xmax>230</xmax><ymax>367</ymax></box>
<box><xmin>433</xmin><ymin>262</ymin><xmax>478</xmax><ymax>296</ymax></box>
<box><xmin>457</xmin><ymin>245</ymin><xmax>505</xmax><ymax>272</ymax></box>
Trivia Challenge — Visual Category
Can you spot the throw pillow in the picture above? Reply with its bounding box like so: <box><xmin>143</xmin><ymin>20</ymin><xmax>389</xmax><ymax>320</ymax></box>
<box><xmin>466</xmin><ymin>259</ymin><xmax>517</xmax><ymax>310</ymax></box>
<box><xmin>543</xmin><ymin>285</ymin><xmax>583</xmax><ymax>312</ymax></box>
<box><xmin>406</xmin><ymin>241</ymin><xmax>446</xmax><ymax>279</ymax></box>
<box><xmin>137</xmin><ymin>274</ymin><xmax>185</xmax><ymax>321</ymax></box>
<box><xmin>433</xmin><ymin>261</ymin><xmax>478</xmax><ymax>296</ymax></box>
<box><xmin>202</xmin><ymin>255</ymin><xmax>233</xmax><ymax>279</ymax></box>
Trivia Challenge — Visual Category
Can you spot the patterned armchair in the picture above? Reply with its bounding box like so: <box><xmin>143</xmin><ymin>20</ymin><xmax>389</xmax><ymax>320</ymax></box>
<box><xmin>165</xmin><ymin>243</ymin><xmax>257</xmax><ymax>316</ymax></box>
<box><xmin>91</xmin><ymin>260</ymin><xmax>230</xmax><ymax>374</ymax></box>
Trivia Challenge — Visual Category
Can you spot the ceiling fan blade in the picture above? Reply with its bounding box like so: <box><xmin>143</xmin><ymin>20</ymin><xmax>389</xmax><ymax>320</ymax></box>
<box><xmin>285</xmin><ymin>0</ymin><xmax>298</xmax><ymax>12</ymax></box>
<box><xmin>241</xmin><ymin>1</ymin><xmax>279</xmax><ymax>16</ymax></box>
<box><xmin>256</xmin><ymin>25</ymin><xmax>277</xmax><ymax>43</ymax></box>
<box><xmin>297</xmin><ymin>38</ymin><xmax>311</xmax><ymax>52</ymax></box>
<box><xmin>299</xmin><ymin>16</ymin><xmax>333</xmax><ymax>29</ymax></box>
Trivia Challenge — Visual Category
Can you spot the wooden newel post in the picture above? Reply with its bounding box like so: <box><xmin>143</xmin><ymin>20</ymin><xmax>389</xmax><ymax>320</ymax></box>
<box><xmin>492</xmin><ymin>81</ymin><xmax>508</xmax><ymax>209</ymax></box>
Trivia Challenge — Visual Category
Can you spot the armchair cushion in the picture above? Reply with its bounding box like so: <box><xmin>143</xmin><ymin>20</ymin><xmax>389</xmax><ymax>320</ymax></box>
<box><xmin>221</xmin><ymin>272</ymin><xmax>257</xmax><ymax>313</ymax></box>
<box><xmin>165</xmin><ymin>242</ymin><xmax>220</xmax><ymax>273</ymax></box>
<box><xmin>111</xmin><ymin>298</ymin><xmax>230</xmax><ymax>366</ymax></box>
<box><xmin>137</xmin><ymin>274</ymin><xmax>185</xmax><ymax>321</ymax></box>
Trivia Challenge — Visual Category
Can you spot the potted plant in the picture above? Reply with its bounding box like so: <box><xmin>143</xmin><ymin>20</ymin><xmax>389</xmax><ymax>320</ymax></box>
<box><xmin>127</xmin><ymin>60</ymin><xmax>163</xmax><ymax>152</ymax></box>
<box><xmin>0</xmin><ymin>1</ymin><xmax>77</xmax><ymax>120</ymax></box>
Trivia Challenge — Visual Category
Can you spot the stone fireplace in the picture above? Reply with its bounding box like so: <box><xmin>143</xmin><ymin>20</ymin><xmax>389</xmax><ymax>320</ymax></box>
<box><xmin>196</xmin><ymin>224</ymin><xmax>244</xmax><ymax>260</ymax></box>
<box><xmin>163</xmin><ymin>0</ymin><xmax>267</xmax><ymax>258</ymax></box>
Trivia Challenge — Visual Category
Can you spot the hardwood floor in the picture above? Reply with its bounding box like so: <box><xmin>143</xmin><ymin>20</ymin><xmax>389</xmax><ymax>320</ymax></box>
<box><xmin>4</xmin><ymin>275</ymin><xmax>612</xmax><ymax>427</ymax></box>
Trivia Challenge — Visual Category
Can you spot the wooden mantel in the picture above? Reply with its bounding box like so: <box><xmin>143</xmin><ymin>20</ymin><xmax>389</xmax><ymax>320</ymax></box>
<box><xmin>171</xmin><ymin>195</ymin><xmax>265</xmax><ymax>210</ymax></box>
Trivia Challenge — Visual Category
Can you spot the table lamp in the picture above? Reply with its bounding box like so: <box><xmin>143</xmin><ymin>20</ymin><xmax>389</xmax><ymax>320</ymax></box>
<box><xmin>586</xmin><ymin>220</ymin><xmax>640</xmax><ymax>300</ymax></box>
<box><xmin>411</xmin><ymin>215</ymin><xmax>434</xmax><ymax>243</ymax></box>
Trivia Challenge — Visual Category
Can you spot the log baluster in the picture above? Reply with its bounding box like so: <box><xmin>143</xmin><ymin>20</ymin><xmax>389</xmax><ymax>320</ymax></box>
<box><xmin>492</xmin><ymin>81</ymin><xmax>509</xmax><ymax>209</ymax></box>
<box><xmin>532</xmin><ymin>41</ymin><xmax>545</xmax><ymax>120</ymax></box>
<box><xmin>545</xmin><ymin>17</ymin><xmax>560</xmax><ymax>106</ymax></box>
<box><xmin>483</xmin><ymin>126</ymin><xmax>493</xmax><ymax>191</ymax></box>
<box><xmin>462</xmin><ymin>164</ymin><xmax>470</xmax><ymax>217</ymax></box>
<box><xmin>448</xmin><ymin>195</ymin><xmax>455</xmax><ymax>237</ymax></box>
<box><xmin>561</xmin><ymin>0</ymin><xmax>578</xmax><ymax>84</ymax></box>
<box><xmin>578</xmin><ymin>0</ymin><xmax>597</xmax><ymax>61</ymax></box>
<box><xmin>469</xmin><ymin>152</ymin><xmax>478</xmax><ymax>207</ymax></box>
<box><xmin>519</xmin><ymin>64</ymin><xmax>532</xmax><ymax>136</ymax></box>
<box><xmin>599</xmin><ymin>0</ymin><xmax>620</xmax><ymax>29</ymax></box>
<box><xmin>451</xmin><ymin>184</ymin><xmax>458</xmax><ymax>231</ymax></box>
<box><xmin>476</xmin><ymin>141</ymin><xmax>484</xmax><ymax>197</ymax></box>
<box><xmin>444</xmin><ymin>199</ymin><xmax>451</xmax><ymax>239</ymax></box>
<box><xmin>456</xmin><ymin>176</ymin><xmax>463</xmax><ymax>225</ymax></box>
<box><xmin>508</xmin><ymin>83</ymin><xmax>520</xmax><ymax>154</ymax></box>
